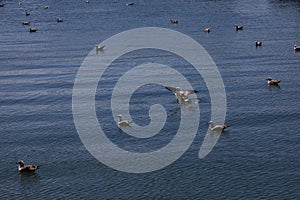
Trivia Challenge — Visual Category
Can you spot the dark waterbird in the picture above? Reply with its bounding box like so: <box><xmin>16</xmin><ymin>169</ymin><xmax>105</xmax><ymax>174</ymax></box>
<box><xmin>235</xmin><ymin>25</ymin><xmax>243</xmax><ymax>31</ymax></box>
<box><xmin>23</xmin><ymin>21</ymin><xmax>31</xmax><ymax>25</ymax></box>
<box><xmin>266</xmin><ymin>77</ymin><xmax>281</xmax><ymax>85</ymax></box>
<box><xmin>29</xmin><ymin>28</ymin><xmax>38</xmax><ymax>32</ymax></box>
<box><xmin>170</xmin><ymin>19</ymin><xmax>178</xmax><ymax>24</ymax></box>
<box><xmin>17</xmin><ymin>160</ymin><xmax>41</xmax><ymax>173</ymax></box>
<box><xmin>255</xmin><ymin>41</ymin><xmax>262</xmax><ymax>46</ymax></box>
<box><xmin>56</xmin><ymin>18</ymin><xmax>63</xmax><ymax>23</ymax></box>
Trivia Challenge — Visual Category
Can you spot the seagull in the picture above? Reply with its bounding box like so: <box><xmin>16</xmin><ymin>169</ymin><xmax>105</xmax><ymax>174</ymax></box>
<box><xmin>165</xmin><ymin>86</ymin><xmax>198</xmax><ymax>102</ymax></box>
<box><xmin>266</xmin><ymin>77</ymin><xmax>281</xmax><ymax>85</ymax></box>
<box><xmin>96</xmin><ymin>45</ymin><xmax>105</xmax><ymax>51</ymax></box>
<box><xmin>23</xmin><ymin>21</ymin><xmax>30</xmax><ymax>25</ymax></box>
<box><xmin>56</xmin><ymin>18</ymin><xmax>63</xmax><ymax>23</ymax></box>
<box><xmin>170</xmin><ymin>19</ymin><xmax>178</xmax><ymax>24</ymax></box>
<box><xmin>44</xmin><ymin>5</ymin><xmax>49</xmax><ymax>9</ymax></box>
<box><xmin>117</xmin><ymin>114</ymin><xmax>132</xmax><ymax>128</ymax></box>
<box><xmin>235</xmin><ymin>25</ymin><xmax>243</xmax><ymax>31</ymax></box>
<box><xmin>25</xmin><ymin>11</ymin><xmax>30</xmax><ymax>16</ymax></box>
<box><xmin>204</xmin><ymin>28</ymin><xmax>210</xmax><ymax>33</ymax></box>
<box><xmin>126</xmin><ymin>2</ymin><xmax>134</xmax><ymax>6</ymax></box>
<box><xmin>208</xmin><ymin>121</ymin><xmax>229</xmax><ymax>132</ymax></box>
<box><xmin>17</xmin><ymin>160</ymin><xmax>41</xmax><ymax>173</ymax></box>
<box><xmin>29</xmin><ymin>28</ymin><xmax>38</xmax><ymax>32</ymax></box>
<box><xmin>294</xmin><ymin>45</ymin><xmax>300</xmax><ymax>51</ymax></box>
<box><xmin>255</xmin><ymin>41</ymin><xmax>262</xmax><ymax>46</ymax></box>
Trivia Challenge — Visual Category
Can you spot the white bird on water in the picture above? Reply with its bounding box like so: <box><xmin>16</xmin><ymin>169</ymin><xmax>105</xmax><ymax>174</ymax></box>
<box><xmin>209</xmin><ymin>121</ymin><xmax>229</xmax><ymax>132</ymax></box>
<box><xmin>165</xmin><ymin>86</ymin><xmax>198</xmax><ymax>103</ymax></box>
<box><xmin>117</xmin><ymin>114</ymin><xmax>132</xmax><ymax>128</ymax></box>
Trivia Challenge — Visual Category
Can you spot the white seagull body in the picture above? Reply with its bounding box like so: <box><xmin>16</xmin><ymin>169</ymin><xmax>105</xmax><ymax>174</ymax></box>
<box><xmin>117</xmin><ymin>114</ymin><xmax>132</xmax><ymax>128</ymax></box>
<box><xmin>209</xmin><ymin>121</ymin><xmax>229</xmax><ymax>132</ymax></box>
<box><xmin>165</xmin><ymin>86</ymin><xmax>198</xmax><ymax>102</ymax></box>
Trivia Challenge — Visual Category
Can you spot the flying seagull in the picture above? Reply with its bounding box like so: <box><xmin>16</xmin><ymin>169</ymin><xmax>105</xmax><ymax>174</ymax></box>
<box><xmin>165</xmin><ymin>86</ymin><xmax>198</xmax><ymax>102</ymax></box>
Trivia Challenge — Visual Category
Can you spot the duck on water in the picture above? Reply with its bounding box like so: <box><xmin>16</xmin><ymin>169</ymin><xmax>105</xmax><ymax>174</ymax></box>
<box><xmin>17</xmin><ymin>160</ymin><xmax>41</xmax><ymax>173</ymax></box>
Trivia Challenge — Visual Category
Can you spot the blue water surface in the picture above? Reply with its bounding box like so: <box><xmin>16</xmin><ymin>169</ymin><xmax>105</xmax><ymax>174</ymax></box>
<box><xmin>0</xmin><ymin>0</ymin><xmax>299</xmax><ymax>199</ymax></box>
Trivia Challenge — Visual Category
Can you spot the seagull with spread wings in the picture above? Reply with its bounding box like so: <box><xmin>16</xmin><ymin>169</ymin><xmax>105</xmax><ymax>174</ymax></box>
<box><xmin>165</xmin><ymin>86</ymin><xmax>198</xmax><ymax>103</ymax></box>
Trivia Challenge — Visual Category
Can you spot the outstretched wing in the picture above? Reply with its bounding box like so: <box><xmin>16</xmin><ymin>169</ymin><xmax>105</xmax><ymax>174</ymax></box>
<box><xmin>165</xmin><ymin>86</ymin><xmax>178</xmax><ymax>94</ymax></box>
<box><xmin>183</xmin><ymin>90</ymin><xmax>198</xmax><ymax>96</ymax></box>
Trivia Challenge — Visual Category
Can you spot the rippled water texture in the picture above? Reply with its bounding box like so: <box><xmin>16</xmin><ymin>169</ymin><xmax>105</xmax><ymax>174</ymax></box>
<box><xmin>0</xmin><ymin>0</ymin><xmax>299</xmax><ymax>199</ymax></box>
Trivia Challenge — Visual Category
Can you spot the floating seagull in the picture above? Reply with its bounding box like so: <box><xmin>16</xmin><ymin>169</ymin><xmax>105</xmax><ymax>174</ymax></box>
<box><xmin>255</xmin><ymin>41</ymin><xmax>262</xmax><ymax>46</ymax></box>
<box><xmin>25</xmin><ymin>11</ymin><xmax>30</xmax><ymax>16</ymax></box>
<box><xmin>170</xmin><ymin>19</ymin><xmax>178</xmax><ymax>24</ymax></box>
<box><xmin>56</xmin><ymin>18</ymin><xmax>63</xmax><ymax>23</ymax></box>
<box><xmin>96</xmin><ymin>45</ymin><xmax>105</xmax><ymax>51</ymax></box>
<box><xmin>126</xmin><ymin>2</ymin><xmax>134</xmax><ymax>6</ymax></box>
<box><xmin>209</xmin><ymin>121</ymin><xmax>229</xmax><ymax>132</ymax></box>
<box><xmin>294</xmin><ymin>45</ymin><xmax>300</xmax><ymax>51</ymax></box>
<box><xmin>17</xmin><ymin>160</ymin><xmax>41</xmax><ymax>173</ymax></box>
<box><xmin>235</xmin><ymin>25</ymin><xmax>243</xmax><ymax>30</ymax></box>
<box><xmin>117</xmin><ymin>114</ymin><xmax>132</xmax><ymax>128</ymax></box>
<box><xmin>0</xmin><ymin>4</ymin><xmax>5</xmax><ymax>7</ymax></box>
<box><xmin>266</xmin><ymin>77</ymin><xmax>281</xmax><ymax>85</ymax></box>
<box><xmin>23</xmin><ymin>21</ymin><xmax>30</xmax><ymax>25</ymax></box>
<box><xmin>86</xmin><ymin>0</ymin><xmax>90</xmax><ymax>3</ymax></box>
<box><xmin>29</xmin><ymin>28</ymin><xmax>38</xmax><ymax>32</ymax></box>
<box><xmin>204</xmin><ymin>28</ymin><xmax>210</xmax><ymax>33</ymax></box>
<box><xmin>44</xmin><ymin>5</ymin><xmax>49</xmax><ymax>9</ymax></box>
<box><xmin>165</xmin><ymin>86</ymin><xmax>198</xmax><ymax>102</ymax></box>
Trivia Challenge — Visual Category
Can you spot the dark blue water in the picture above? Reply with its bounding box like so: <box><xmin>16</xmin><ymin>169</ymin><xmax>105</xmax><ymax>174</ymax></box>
<box><xmin>1</xmin><ymin>0</ymin><xmax>299</xmax><ymax>199</ymax></box>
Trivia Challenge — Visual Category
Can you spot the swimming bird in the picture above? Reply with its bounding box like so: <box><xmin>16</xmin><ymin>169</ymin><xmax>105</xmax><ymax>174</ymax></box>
<box><xmin>117</xmin><ymin>114</ymin><xmax>132</xmax><ymax>128</ymax></box>
<box><xmin>126</xmin><ymin>2</ymin><xmax>134</xmax><ymax>6</ymax></box>
<box><xmin>170</xmin><ymin>19</ymin><xmax>178</xmax><ymax>24</ymax></box>
<box><xmin>25</xmin><ymin>11</ymin><xmax>30</xmax><ymax>16</ymax></box>
<box><xmin>255</xmin><ymin>41</ymin><xmax>262</xmax><ymax>46</ymax></box>
<box><xmin>23</xmin><ymin>21</ymin><xmax>30</xmax><ymax>25</ymax></box>
<box><xmin>44</xmin><ymin>5</ymin><xmax>49</xmax><ymax>9</ymax></box>
<box><xmin>266</xmin><ymin>77</ymin><xmax>281</xmax><ymax>85</ymax></box>
<box><xmin>56</xmin><ymin>18</ymin><xmax>63</xmax><ymax>22</ymax></box>
<box><xmin>208</xmin><ymin>121</ymin><xmax>229</xmax><ymax>132</ymax></box>
<box><xmin>0</xmin><ymin>4</ymin><xmax>5</xmax><ymax>7</ymax></box>
<box><xmin>294</xmin><ymin>45</ymin><xmax>300</xmax><ymax>51</ymax></box>
<box><xmin>204</xmin><ymin>28</ymin><xmax>210</xmax><ymax>33</ymax></box>
<box><xmin>96</xmin><ymin>45</ymin><xmax>105</xmax><ymax>51</ymax></box>
<box><xmin>235</xmin><ymin>25</ymin><xmax>243</xmax><ymax>30</ymax></box>
<box><xmin>165</xmin><ymin>86</ymin><xmax>198</xmax><ymax>103</ymax></box>
<box><xmin>29</xmin><ymin>28</ymin><xmax>38</xmax><ymax>32</ymax></box>
<box><xmin>86</xmin><ymin>0</ymin><xmax>90</xmax><ymax>3</ymax></box>
<box><xmin>17</xmin><ymin>160</ymin><xmax>41</xmax><ymax>173</ymax></box>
